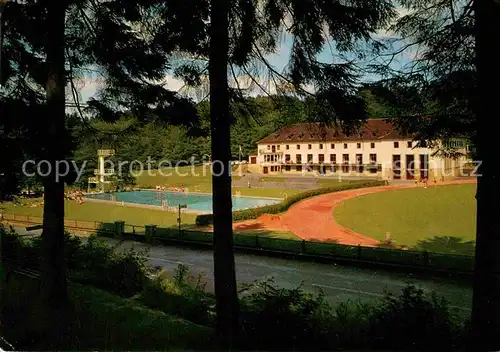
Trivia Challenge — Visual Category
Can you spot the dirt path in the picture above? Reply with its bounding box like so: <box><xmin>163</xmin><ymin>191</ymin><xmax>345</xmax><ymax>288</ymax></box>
<box><xmin>233</xmin><ymin>179</ymin><xmax>477</xmax><ymax>246</ymax></box>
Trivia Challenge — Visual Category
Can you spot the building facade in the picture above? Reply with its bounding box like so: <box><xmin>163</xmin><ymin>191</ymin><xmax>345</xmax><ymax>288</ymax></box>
<box><xmin>254</xmin><ymin>120</ymin><xmax>471</xmax><ymax>180</ymax></box>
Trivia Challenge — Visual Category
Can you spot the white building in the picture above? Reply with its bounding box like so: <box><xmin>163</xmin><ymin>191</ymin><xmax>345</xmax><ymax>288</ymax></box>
<box><xmin>251</xmin><ymin>120</ymin><xmax>471</xmax><ymax>180</ymax></box>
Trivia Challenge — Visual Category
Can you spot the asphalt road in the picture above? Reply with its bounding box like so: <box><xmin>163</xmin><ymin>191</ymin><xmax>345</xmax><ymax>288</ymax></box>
<box><xmin>12</xmin><ymin>227</ymin><xmax>473</xmax><ymax>317</ymax></box>
<box><xmin>105</xmin><ymin>238</ymin><xmax>473</xmax><ymax>316</ymax></box>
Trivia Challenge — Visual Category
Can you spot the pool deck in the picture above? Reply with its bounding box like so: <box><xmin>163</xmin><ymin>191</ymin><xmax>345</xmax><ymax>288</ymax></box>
<box><xmin>83</xmin><ymin>189</ymin><xmax>282</xmax><ymax>215</ymax></box>
<box><xmin>83</xmin><ymin>197</ymin><xmax>211</xmax><ymax>215</ymax></box>
<box><xmin>135</xmin><ymin>188</ymin><xmax>283</xmax><ymax>200</ymax></box>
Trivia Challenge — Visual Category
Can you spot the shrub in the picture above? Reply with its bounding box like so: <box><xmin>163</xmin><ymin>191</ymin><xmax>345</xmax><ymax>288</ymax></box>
<box><xmin>367</xmin><ymin>285</ymin><xmax>462</xmax><ymax>350</ymax></box>
<box><xmin>238</xmin><ymin>278</ymin><xmax>333</xmax><ymax>350</ymax></box>
<box><xmin>74</xmin><ymin>237</ymin><xmax>149</xmax><ymax>297</ymax></box>
<box><xmin>1</xmin><ymin>225</ymin><xmax>40</xmax><ymax>268</ymax></box>
<box><xmin>196</xmin><ymin>180</ymin><xmax>387</xmax><ymax>226</ymax></box>
<box><xmin>237</xmin><ymin>279</ymin><xmax>465</xmax><ymax>351</ymax></box>
<box><xmin>1</xmin><ymin>228</ymin><xmax>150</xmax><ymax>298</ymax></box>
<box><xmin>102</xmin><ymin>248</ymin><xmax>149</xmax><ymax>296</ymax></box>
<box><xmin>140</xmin><ymin>264</ymin><xmax>213</xmax><ymax>325</ymax></box>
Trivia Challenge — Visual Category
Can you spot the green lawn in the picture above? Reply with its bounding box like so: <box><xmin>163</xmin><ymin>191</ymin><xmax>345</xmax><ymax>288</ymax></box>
<box><xmin>135</xmin><ymin>165</ymin><xmax>218</xmax><ymax>193</ymax></box>
<box><xmin>1</xmin><ymin>200</ymin><xmax>197</xmax><ymax>228</ymax></box>
<box><xmin>1</xmin><ymin>199</ymin><xmax>297</xmax><ymax>239</ymax></box>
<box><xmin>134</xmin><ymin>165</ymin><xmax>301</xmax><ymax>198</ymax></box>
<box><xmin>1</xmin><ymin>275</ymin><xmax>212</xmax><ymax>350</ymax></box>
<box><xmin>334</xmin><ymin>184</ymin><xmax>477</xmax><ymax>253</ymax></box>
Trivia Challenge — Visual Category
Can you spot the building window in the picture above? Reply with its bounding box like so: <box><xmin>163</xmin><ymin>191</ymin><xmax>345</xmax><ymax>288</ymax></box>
<box><xmin>285</xmin><ymin>154</ymin><xmax>291</xmax><ymax>162</ymax></box>
<box><xmin>308</xmin><ymin>144</ymin><xmax>312</xmax><ymax>150</ymax></box>
<box><xmin>356</xmin><ymin>154</ymin><xmax>363</xmax><ymax>164</ymax></box>
<box><xmin>296</xmin><ymin>165</ymin><xmax>302</xmax><ymax>172</ymax></box>
<box><xmin>330</xmin><ymin>154</ymin><xmax>336</xmax><ymax>164</ymax></box>
<box><xmin>370</xmin><ymin>142</ymin><xmax>375</xmax><ymax>148</ymax></box>
<box><xmin>319</xmin><ymin>144</ymin><xmax>323</xmax><ymax>149</ymax></box>
<box><xmin>357</xmin><ymin>143</ymin><xmax>361</xmax><ymax>149</ymax></box>
<box><xmin>267</xmin><ymin>145</ymin><xmax>270</xmax><ymax>150</ymax></box>
<box><xmin>297</xmin><ymin>144</ymin><xmax>300</xmax><ymax>150</ymax></box>
<box><xmin>342</xmin><ymin>154</ymin><xmax>349</xmax><ymax>172</ymax></box>
<box><xmin>319</xmin><ymin>154</ymin><xmax>324</xmax><ymax>163</ymax></box>
<box><xmin>331</xmin><ymin>143</ymin><xmax>335</xmax><ymax>149</ymax></box>
<box><xmin>407</xmin><ymin>141</ymin><xmax>412</xmax><ymax>148</ymax></box>
<box><xmin>307</xmin><ymin>154</ymin><xmax>313</xmax><ymax>162</ymax></box>
<box><xmin>420</xmin><ymin>154</ymin><xmax>429</xmax><ymax>178</ymax></box>
<box><xmin>394</xmin><ymin>141</ymin><xmax>399</xmax><ymax>148</ymax></box>
<box><xmin>277</xmin><ymin>145</ymin><xmax>280</xmax><ymax>150</ymax></box>
<box><xmin>344</xmin><ymin>143</ymin><xmax>348</xmax><ymax>149</ymax></box>
<box><xmin>285</xmin><ymin>165</ymin><xmax>291</xmax><ymax>171</ymax></box>
<box><xmin>369</xmin><ymin>154</ymin><xmax>377</xmax><ymax>174</ymax></box>
<box><xmin>286</xmin><ymin>145</ymin><xmax>289</xmax><ymax>150</ymax></box>
<box><xmin>296</xmin><ymin>155</ymin><xmax>302</xmax><ymax>163</ymax></box>
<box><xmin>356</xmin><ymin>154</ymin><xmax>363</xmax><ymax>173</ymax></box>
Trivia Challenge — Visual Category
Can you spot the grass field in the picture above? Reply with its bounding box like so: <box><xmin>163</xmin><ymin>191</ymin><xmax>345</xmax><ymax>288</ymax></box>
<box><xmin>1</xmin><ymin>200</ymin><xmax>197</xmax><ymax>228</ymax></box>
<box><xmin>334</xmin><ymin>184</ymin><xmax>477</xmax><ymax>254</ymax></box>
<box><xmin>1</xmin><ymin>275</ymin><xmax>212</xmax><ymax>350</ymax></box>
<box><xmin>134</xmin><ymin>165</ymin><xmax>302</xmax><ymax>198</ymax></box>
<box><xmin>0</xmin><ymin>199</ymin><xmax>299</xmax><ymax>239</ymax></box>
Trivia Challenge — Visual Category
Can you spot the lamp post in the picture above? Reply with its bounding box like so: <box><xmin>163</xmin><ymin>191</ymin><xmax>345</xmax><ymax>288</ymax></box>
<box><xmin>0</xmin><ymin>0</ymin><xmax>7</xmax><ymax>89</ymax></box>
<box><xmin>177</xmin><ymin>204</ymin><xmax>187</xmax><ymax>235</ymax></box>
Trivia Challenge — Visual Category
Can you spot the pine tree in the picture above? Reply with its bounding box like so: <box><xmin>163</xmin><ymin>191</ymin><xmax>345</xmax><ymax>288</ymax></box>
<box><xmin>152</xmin><ymin>0</ymin><xmax>395</xmax><ymax>347</ymax></box>
<box><xmin>1</xmin><ymin>0</ymin><xmax>203</xmax><ymax>306</ymax></box>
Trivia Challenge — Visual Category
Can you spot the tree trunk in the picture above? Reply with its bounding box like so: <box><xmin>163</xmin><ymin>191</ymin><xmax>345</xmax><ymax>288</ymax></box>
<box><xmin>40</xmin><ymin>0</ymin><xmax>68</xmax><ymax>307</ymax></box>
<box><xmin>470</xmin><ymin>0</ymin><xmax>500</xmax><ymax>350</ymax></box>
<box><xmin>209</xmin><ymin>0</ymin><xmax>240</xmax><ymax>348</ymax></box>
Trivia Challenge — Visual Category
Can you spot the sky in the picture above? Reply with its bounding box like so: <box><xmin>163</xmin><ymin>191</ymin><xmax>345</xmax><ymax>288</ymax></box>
<box><xmin>77</xmin><ymin>6</ymin><xmax>415</xmax><ymax>103</ymax></box>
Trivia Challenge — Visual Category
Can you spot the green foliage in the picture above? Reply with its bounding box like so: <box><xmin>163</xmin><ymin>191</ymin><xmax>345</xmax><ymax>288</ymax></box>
<box><xmin>367</xmin><ymin>285</ymin><xmax>461</xmax><ymax>350</ymax></box>
<box><xmin>1</xmin><ymin>226</ymin><xmax>468</xmax><ymax>350</ymax></box>
<box><xmin>237</xmin><ymin>279</ymin><xmax>464</xmax><ymax>350</ymax></box>
<box><xmin>64</xmin><ymin>235</ymin><xmax>150</xmax><ymax>297</ymax></box>
<box><xmin>370</xmin><ymin>0</ymin><xmax>475</xmax><ymax>149</ymax></box>
<box><xmin>239</xmin><ymin>278</ymin><xmax>332</xmax><ymax>350</ymax></box>
<box><xmin>196</xmin><ymin>180</ymin><xmax>387</xmax><ymax>226</ymax></box>
<box><xmin>140</xmin><ymin>264</ymin><xmax>214</xmax><ymax>325</ymax></box>
<box><xmin>1</xmin><ymin>227</ymin><xmax>149</xmax><ymax>298</ymax></box>
<box><xmin>1</xmin><ymin>278</ymin><xmax>213</xmax><ymax>350</ymax></box>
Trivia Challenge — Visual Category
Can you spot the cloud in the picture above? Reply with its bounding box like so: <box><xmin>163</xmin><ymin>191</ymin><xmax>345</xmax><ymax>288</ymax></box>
<box><xmin>374</xmin><ymin>6</ymin><xmax>412</xmax><ymax>39</ymax></box>
<box><xmin>67</xmin><ymin>74</ymin><xmax>186</xmax><ymax>104</ymax></box>
<box><xmin>178</xmin><ymin>74</ymin><xmax>316</xmax><ymax>100</ymax></box>
<box><xmin>71</xmin><ymin>71</ymin><xmax>314</xmax><ymax>106</ymax></box>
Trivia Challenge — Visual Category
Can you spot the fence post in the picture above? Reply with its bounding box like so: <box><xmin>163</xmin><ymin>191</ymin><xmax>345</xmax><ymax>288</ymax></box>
<box><xmin>301</xmin><ymin>240</ymin><xmax>306</xmax><ymax>254</ymax></box>
<box><xmin>357</xmin><ymin>244</ymin><xmax>362</xmax><ymax>259</ymax></box>
<box><xmin>145</xmin><ymin>224</ymin><xmax>156</xmax><ymax>244</ymax></box>
<box><xmin>423</xmin><ymin>250</ymin><xmax>429</xmax><ymax>267</ymax></box>
<box><xmin>114</xmin><ymin>221</ymin><xmax>125</xmax><ymax>238</ymax></box>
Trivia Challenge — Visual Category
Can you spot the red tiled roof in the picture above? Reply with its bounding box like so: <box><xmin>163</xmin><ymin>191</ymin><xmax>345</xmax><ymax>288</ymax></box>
<box><xmin>257</xmin><ymin>119</ymin><xmax>410</xmax><ymax>144</ymax></box>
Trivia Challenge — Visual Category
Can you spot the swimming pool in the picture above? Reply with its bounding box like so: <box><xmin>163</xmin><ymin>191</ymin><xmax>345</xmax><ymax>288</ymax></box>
<box><xmin>85</xmin><ymin>190</ymin><xmax>281</xmax><ymax>212</ymax></box>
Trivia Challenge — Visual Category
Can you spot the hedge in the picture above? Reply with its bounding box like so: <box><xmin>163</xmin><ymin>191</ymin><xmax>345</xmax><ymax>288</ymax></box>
<box><xmin>147</xmin><ymin>228</ymin><xmax>474</xmax><ymax>273</ymax></box>
<box><xmin>195</xmin><ymin>180</ymin><xmax>388</xmax><ymax>226</ymax></box>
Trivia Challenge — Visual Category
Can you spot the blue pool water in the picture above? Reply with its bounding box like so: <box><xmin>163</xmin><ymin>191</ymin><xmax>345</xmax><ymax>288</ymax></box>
<box><xmin>85</xmin><ymin>190</ymin><xmax>280</xmax><ymax>212</ymax></box>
